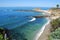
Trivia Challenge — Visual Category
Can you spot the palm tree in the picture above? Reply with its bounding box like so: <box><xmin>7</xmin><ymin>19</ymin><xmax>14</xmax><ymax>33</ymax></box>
<box><xmin>56</xmin><ymin>4</ymin><xmax>59</xmax><ymax>8</ymax></box>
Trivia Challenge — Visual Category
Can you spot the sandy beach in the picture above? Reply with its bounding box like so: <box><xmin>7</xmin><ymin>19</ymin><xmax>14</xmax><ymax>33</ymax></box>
<box><xmin>38</xmin><ymin>23</ymin><xmax>51</xmax><ymax>40</ymax></box>
<box><xmin>37</xmin><ymin>16</ymin><xmax>60</xmax><ymax>40</ymax></box>
<box><xmin>34</xmin><ymin>18</ymin><xmax>51</xmax><ymax>40</ymax></box>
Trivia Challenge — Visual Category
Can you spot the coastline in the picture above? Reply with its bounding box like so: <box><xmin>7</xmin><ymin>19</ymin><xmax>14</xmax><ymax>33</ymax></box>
<box><xmin>34</xmin><ymin>18</ymin><xmax>51</xmax><ymax>40</ymax></box>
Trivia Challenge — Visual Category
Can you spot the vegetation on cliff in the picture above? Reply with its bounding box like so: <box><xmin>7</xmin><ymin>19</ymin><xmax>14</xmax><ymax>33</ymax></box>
<box><xmin>50</xmin><ymin>18</ymin><xmax>60</xmax><ymax>31</ymax></box>
<box><xmin>49</xmin><ymin>18</ymin><xmax>60</xmax><ymax>40</ymax></box>
<box><xmin>49</xmin><ymin>28</ymin><xmax>60</xmax><ymax>40</ymax></box>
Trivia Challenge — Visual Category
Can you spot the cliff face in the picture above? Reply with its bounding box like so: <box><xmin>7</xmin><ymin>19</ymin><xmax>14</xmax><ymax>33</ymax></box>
<box><xmin>48</xmin><ymin>8</ymin><xmax>60</xmax><ymax>16</ymax></box>
<box><xmin>48</xmin><ymin>8</ymin><xmax>60</xmax><ymax>13</ymax></box>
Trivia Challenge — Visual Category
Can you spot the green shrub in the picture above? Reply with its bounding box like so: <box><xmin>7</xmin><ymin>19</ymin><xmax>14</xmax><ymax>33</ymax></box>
<box><xmin>49</xmin><ymin>28</ymin><xmax>60</xmax><ymax>40</ymax></box>
<box><xmin>0</xmin><ymin>33</ymin><xmax>3</xmax><ymax>40</ymax></box>
<box><xmin>51</xmin><ymin>18</ymin><xmax>60</xmax><ymax>31</ymax></box>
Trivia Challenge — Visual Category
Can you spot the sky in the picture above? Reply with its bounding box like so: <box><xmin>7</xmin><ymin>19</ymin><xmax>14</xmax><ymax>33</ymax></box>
<box><xmin>0</xmin><ymin>0</ymin><xmax>60</xmax><ymax>7</ymax></box>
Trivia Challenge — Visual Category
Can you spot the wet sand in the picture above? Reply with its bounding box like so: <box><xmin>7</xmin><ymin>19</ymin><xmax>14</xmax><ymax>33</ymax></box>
<box><xmin>38</xmin><ymin>23</ymin><xmax>51</xmax><ymax>40</ymax></box>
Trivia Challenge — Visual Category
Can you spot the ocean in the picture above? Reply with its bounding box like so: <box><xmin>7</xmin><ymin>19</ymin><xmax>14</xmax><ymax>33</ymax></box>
<box><xmin>0</xmin><ymin>7</ymin><xmax>49</xmax><ymax>40</ymax></box>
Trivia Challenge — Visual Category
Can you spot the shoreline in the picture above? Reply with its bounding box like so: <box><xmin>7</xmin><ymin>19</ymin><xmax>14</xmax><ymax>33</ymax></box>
<box><xmin>34</xmin><ymin>18</ymin><xmax>51</xmax><ymax>40</ymax></box>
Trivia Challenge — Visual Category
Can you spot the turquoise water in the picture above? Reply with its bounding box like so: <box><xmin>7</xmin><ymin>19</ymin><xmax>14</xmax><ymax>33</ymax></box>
<box><xmin>0</xmin><ymin>7</ymin><xmax>49</xmax><ymax>40</ymax></box>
